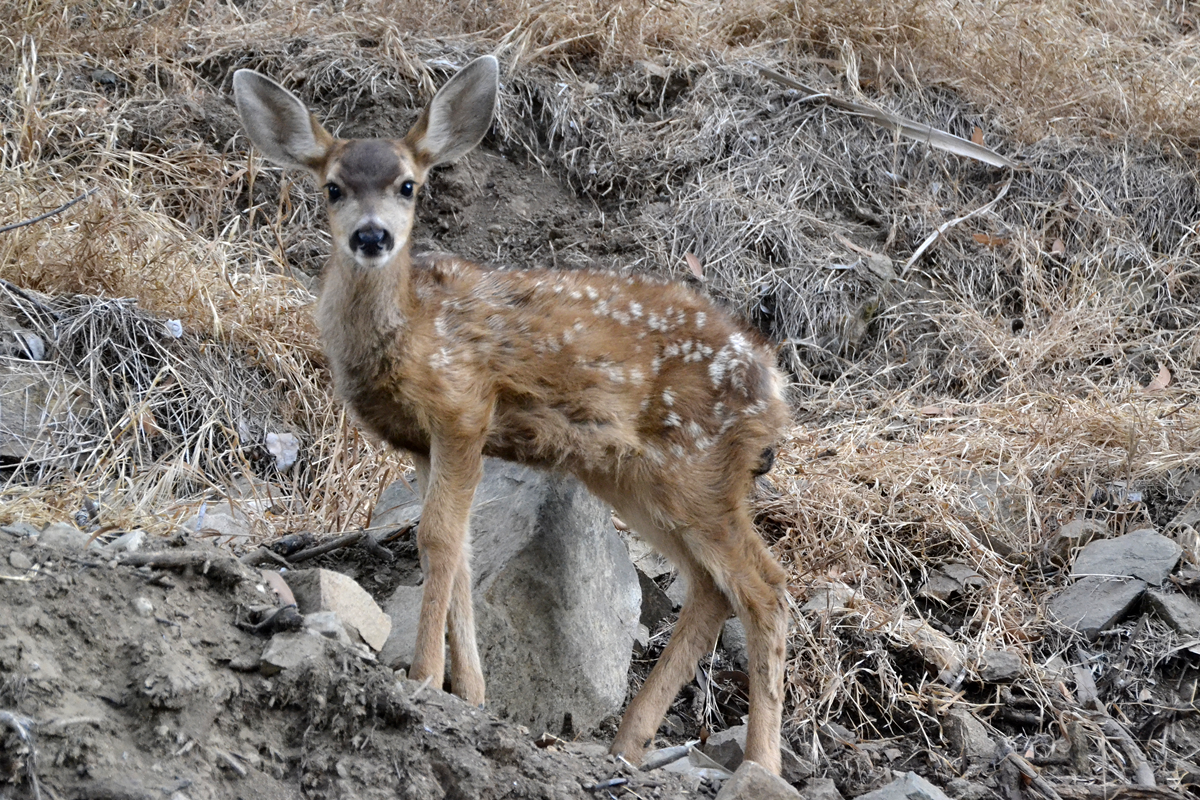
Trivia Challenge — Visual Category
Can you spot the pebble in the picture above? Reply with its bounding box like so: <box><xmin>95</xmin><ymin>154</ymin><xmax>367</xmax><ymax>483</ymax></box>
<box><xmin>9</xmin><ymin>551</ymin><xmax>33</xmax><ymax>570</ymax></box>
<box><xmin>132</xmin><ymin>597</ymin><xmax>155</xmax><ymax>617</ymax></box>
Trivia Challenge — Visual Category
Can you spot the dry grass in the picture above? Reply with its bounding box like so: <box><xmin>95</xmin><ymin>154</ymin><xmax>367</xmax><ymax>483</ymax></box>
<box><xmin>4</xmin><ymin>0</ymin><xmax>1200</xmax><ymax>785</ymax></box>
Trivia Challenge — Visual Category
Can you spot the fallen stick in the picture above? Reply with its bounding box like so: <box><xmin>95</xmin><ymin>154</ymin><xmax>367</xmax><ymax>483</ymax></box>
<box><xmin>998</xmin><ymin>743</ymin><xmax>1064</xmax><ymax>800</ymax></box>
<box><xmin>119</xmin><ymin>550</ymin><xmax>255</xmax><ymax>587</ymax></box>
<box><xmin>1103</xmin><ymin>719</ymin><xmax>1156</xmax><ymax>787</ymax></box>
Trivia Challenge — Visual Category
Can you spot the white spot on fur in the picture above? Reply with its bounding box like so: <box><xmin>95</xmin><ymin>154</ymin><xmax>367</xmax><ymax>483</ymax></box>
<box><xmin>695</xmin><ymin>311</ymin><xmax>707</xmax><ymax>328</ymax></box>
<box><xmin>662</xmin><ymin>388</ymin><xmax>675</xmax><ymax>406</ymax></box>
<box><xmin>629</xmin><ymin>302</ymin><xmax>643</xmax><ymax>318</ymax></box>
<box><xmin>664</xmin><ymin>411</ymin><xmax>682</xmax><ymax>428</ymax></box>
<box><xmin>585</xmin><ymin>286</ymin><xmax>599</xmax><ymax>301</ymax></box>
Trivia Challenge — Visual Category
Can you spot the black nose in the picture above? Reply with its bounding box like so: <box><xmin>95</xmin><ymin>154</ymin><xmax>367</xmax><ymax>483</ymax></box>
<box><xmin>351</xmin><ymin>226</ymin><xmax>393</xmax><ymax>257</ymax></box>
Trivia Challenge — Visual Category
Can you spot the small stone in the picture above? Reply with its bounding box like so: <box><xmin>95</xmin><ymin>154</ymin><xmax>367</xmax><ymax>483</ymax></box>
<box><xmin>1071</xmin><ymin>529</ymin><xmax>1181</xmax><ymax>584</ymax></box>
<box><xmin>285</xmin><ymin>568</ymin><xmax>392</xmax><ymax>651</ymax></box>
<box><xmin>714</xmin><ymin>760</ymin><xmax>801</xmax><ymax>800</ymax></box>
<box><xmin>976</xmin><ymin>649</ymin><xmax>1022</xmax><ymax>682</ymax></box>
<box><xmin>637</xmin><ymin>568</ymin><xmax>674</xmax><ymax>629</ymax></box>
<box><xmin>260</xmin><ymin>631</ymin><xmax>331</xmax><ymax>675</ymax></box>
<box><xmin>802</xmin><ymin>777</ymin><xmax>843</xmax><ymax>800</ymax></box>
<box><xmin>941</xmin><ymin>710</ymin><xmax>996</xmax><ymax>768</ymax></box>
<box><xmin>1046</xmin><ymin>576</ymin><xmax>1146</xmax><ymax>638</ymax></box>
<box><xmin>918</xmin><ymin>564</ymin><xmax>986</xmax><ymax>603</ymax></box>
<box><xmin>132</xmin><ymin>597</ymin><xmax>154</xmax><ymax>617</ymax></box>
<box><xmin>304</xmin><ymin>610</ymin><xmax>353</xmax><ymax>645</ymax></box>
<box><xmin>721</xmin><ymin>618</ymin><xmax>749</xmax><ymax>671</ymax></box>
<box><xmin>801</xmin><ymin>581</ymin><xmax>856</xmax><ymax>614</ymax></box>
<box><xmin>634</xmin><ymin>623</ymin><xmax>650</xmax><ymax>650</ymax></box>
<box><xmin>1146</xmin><ymin>590</ymin><xmax>1200</xmax><ymax>637</ymax></box>
<box><xmin>855</xmin><ymin>772</ymin><xmax>953</xmax><ymax>800</ymax></box>
<box><xmin>1047</xmin><ymin>519</ymin><xmax>1107</xmax><ymax>564</ymax></box>
<box><xmin>104</xmin><ymin>529</ymin><xmax>145</xmax><ymax>554</ymax></box>
<box><xmin>702</xmin><ymin>724</ymin><xmax>747</xmax><ymax>771</ymax></box>
<box><xmin>91</xmin><ymin>68</ymin><xmax>118</xmax><ymax>85</ymax></box>
<box><xmin>8</xmin><ymin>551</ymin><xmax>33</xmax><ymax>570</ymax></box>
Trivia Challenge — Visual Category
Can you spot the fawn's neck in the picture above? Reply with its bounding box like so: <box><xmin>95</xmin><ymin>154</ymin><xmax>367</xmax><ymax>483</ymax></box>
<box><xmin>317</xmin><ymin>247</ymin><xmax>413</xmax><ymax>392</ymax></box>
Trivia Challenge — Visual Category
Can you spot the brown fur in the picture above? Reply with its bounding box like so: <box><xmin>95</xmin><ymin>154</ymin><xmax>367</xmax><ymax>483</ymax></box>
<box><xmin>233</xmin><ymin>56</ymin><xmax>791</xmax><ymax>774</ymax></box>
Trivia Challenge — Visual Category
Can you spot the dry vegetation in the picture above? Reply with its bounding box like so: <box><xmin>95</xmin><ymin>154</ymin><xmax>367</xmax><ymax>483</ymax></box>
<box><xmin>4</xmin><ymin>0</ymin><xmax>1200</xmax><ymax>788</ymax></box>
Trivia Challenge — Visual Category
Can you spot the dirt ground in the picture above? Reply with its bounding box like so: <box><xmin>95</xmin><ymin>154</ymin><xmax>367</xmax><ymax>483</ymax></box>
<box><xmin>0</xmin><ymin>531</ymin><xmax>716</xmax><ymax>800</ymax></box>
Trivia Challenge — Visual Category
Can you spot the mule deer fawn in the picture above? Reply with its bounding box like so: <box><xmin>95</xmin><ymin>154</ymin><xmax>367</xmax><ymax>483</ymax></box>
<box><xmin>234</xmin><ymin>55</ymin><xmax>790</xmax><ymax>773</ymax></box>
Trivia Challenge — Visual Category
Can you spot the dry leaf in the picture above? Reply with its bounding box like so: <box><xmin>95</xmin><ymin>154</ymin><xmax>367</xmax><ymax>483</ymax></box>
<box><xmin>918</xmin><ymin>405</ymin><xmax>951</xmax><ymax>417</ymax></box>
<box><xmin>685</xmin><ymin>252</ymin><xmax>704</xmax><ymax>279</ymax></box>
<box><xmin>971</xmin><ymin>126</ymin><xmax>984</xmax><ymax>145</ymax></box>
<box><xmin>972</xmin><ymin>232</ymin><xmax>1009</xmax><ymax>247</ymax></box>
<box><xmin>1144</xmin><ymin>364</ymin><xmax>1171</xmax><ymax>393</ymax></box>
<box><xmin>1051</xmin><ymin>238</ymin><xmax>1066</xmax><ymax>255</ymax></box>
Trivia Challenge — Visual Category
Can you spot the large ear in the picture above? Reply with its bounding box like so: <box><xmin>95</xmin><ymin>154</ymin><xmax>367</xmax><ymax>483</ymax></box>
<box><xmin>405</xmin><ymin>55</ymin><xmax>498</xmax><ymax>169</ymax></box>
<box><xmin>232</xmin><ymin>69</ymin><xmax>334</xmax><ymax>173</ymax></box>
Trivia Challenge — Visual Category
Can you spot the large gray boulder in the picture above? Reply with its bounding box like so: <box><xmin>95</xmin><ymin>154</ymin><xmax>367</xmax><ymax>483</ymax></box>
<box><xmin>377</xmin><ymin>459</ymin><xmax>641</xmax><ymax>737</ymax></box>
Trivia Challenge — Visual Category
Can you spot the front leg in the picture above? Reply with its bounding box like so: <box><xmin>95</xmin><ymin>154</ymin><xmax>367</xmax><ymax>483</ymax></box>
<box><xmin>409</xmin><ymin>436</ymin><xmax>485</xmax><ymax>704</ymax></box>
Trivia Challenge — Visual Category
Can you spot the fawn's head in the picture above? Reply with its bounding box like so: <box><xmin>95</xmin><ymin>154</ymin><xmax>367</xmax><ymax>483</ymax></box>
<box><xmin>233</xmin><ymin>56</ymin><xmax>498</xmax><ymax>269</ymax></box>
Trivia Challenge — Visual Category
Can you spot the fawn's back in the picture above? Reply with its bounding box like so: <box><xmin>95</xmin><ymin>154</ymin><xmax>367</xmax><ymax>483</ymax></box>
<box><xmin>324</xmin><ymin>251</ymin><xmax>788</xmax><ymax>518</ymax></box>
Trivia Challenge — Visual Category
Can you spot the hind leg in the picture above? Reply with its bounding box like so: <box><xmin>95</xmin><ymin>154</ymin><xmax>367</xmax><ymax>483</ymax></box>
<box><xmin>611</xmin><ymin>554</ymin><xmax>731</xmax><ymax>764</ymax></box>
<box><xmin>693</xmin><ymin>512</ymin><xmax>788</xmax><ymax>774</ymax></box>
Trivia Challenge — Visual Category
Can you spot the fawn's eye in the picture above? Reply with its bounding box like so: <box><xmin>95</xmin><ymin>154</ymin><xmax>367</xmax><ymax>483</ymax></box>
<box><xmin>399</xmin><ymin>180</ymin><xmax>415</xmax><ymax>198</ymax></box>
<box><xmin>325</xmin><ymin>183</ymin><xmax>342</xmax><ymax>202</ymax></box>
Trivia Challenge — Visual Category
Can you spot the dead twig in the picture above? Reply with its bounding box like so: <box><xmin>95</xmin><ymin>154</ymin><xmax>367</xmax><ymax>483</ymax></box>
<box><xmin>0</xmin><ymin>188</ymin><xmax>98</xmax><ymax>234</ymax></box>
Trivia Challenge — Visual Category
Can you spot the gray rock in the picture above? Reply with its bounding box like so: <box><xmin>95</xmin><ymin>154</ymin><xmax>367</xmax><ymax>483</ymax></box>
<box><xmin>961</xmin><ymin>471</ymin><xmax>1024</xmax><ymax>555</ymax></box>
<box><xmin>132</xmin><ymin>597</ymin><xmax>154</xmax><ymax>617</ymax></box>
<box><xmin>722</xmin><ymin>618</ymin><xmax>749</xmax><ymax>671</ymax></box>
<box><xmin>803</xmin><ymin>778</ymin><xmax>844</xmax><ymax>800</ymax></box>
<box><xmin>976</xmin><ymin>649</ymin><xmax>1022</xmax><ymax>682</ymax></box>
<box><xmin>378</xmin><ymin>459</ymin><xmax>641</xmax><ymax>737</ymax></box>
<box><xmin>855</xmin><ymin>772</ymin><xmax>952</xmax><ymax>800</ymax></box>
<box><xmin>37</xmin><ymin>522</ymin><xmax>93</xmax><ymax>551</ymax></box>
<box><xmin>285</xmin><ymin>569</ymin><xmax>392</xmax><ymax>651</ymax></box>
<box><xmin>1046</xmin><ymin>519</ymin><xmax>1107</xmax><ymax>564</ymax></box>
<box><xmin>637</xmin><ymin>567</ymin><xmax>674</xmax><ymax>630</ymax></box>
<box><xmin>260</xmin><ymin>631</ymin><xmax>331</xmax><ymax>675</ymax></box>
<box><xmin>781</xmin><ymin>745</ymin><xmax>815</xmax><ymax>783</ymax></box>
<box><xmin>666</xmin><ymin>572</ymin><xmax>688</xmax><ymax>608</ymax></box>
<box><xmin>1071</xmin><ymin>529</ymin><xmax>1181</xmax><ymax>584</ymax></box>
<box><xmin>703</xmin><ymin>724</ymin><xmax>748</xmax><ymax>771</ymax></box>
<box><xmin>370</xmin><ymin>476</ymin><xmax>422</xmax><ymax>533</ymax></box>
<box><xmin>918</xmin><ymin>563</ymin><xmax>986</xmax><ymax>603</ymax></box>
<box><xmin>1146</xmin><ymin>590</ymin><xmax>1200</xmax><ymax>636</ymax></box>
<box><xmin>941</xmin><ymin>710</ymin><xmax>995</xmax><ymax>768</ymax></box>
<box><xmin>182</xmin><ymin>506</ymin><xmax>253</xmax><ymax>546</ymax></box>
<box><xmin>379</xmin><ymin>584</ymin><xmax>423</xmax><ymax>670</ymax></box>
<box><xmin>1</xmin><ymin>522</ymin><xmax>39</xmax><ymax>538</ymax></box>
<box><xmin>1046</xmin><ymin>576</ymin><xmax>1146</xmax><ymax>638</ymax></box>
<box><xmin>8</xmin><ymin>550</ymin><xmax>32</xmax><ymax>570</ymax></box>
<box><xmin>715</xmin><ymin>760</ymin><xmax>801</xmax><ymax>800</ymax></box>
